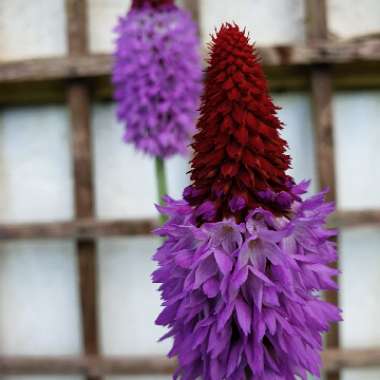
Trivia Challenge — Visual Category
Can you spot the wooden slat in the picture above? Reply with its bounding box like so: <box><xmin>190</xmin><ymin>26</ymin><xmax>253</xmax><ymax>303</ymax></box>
<box><xmin>0</xmin><ymin>209</ymin><xmax>379</xmax><ymax>241</ymax></box>
<box><xmin>6</xmin><ymin>65</ymin><xmax>380</xmax><ymax>105</ymax></box>
<box><xmin>306</xmin><ymin>0</ymin><xmax>328</xmax><ymax>41</ymax></box>
<box><xmin>1</xmin><ymin>39</ymin><xmax>380</xmax><ymax>105</ymax></box>
<box><xmin>0</xmin><ymin>356</ymin><xmax>176</xmax><ymax>376</ymax></box>
<box><xmin>311</xmin><ymin>66</ymin><xmax>337</xmax><ymax>198</ymax></box>
<box><xmin>1</xmin><ymin>38</ymin><xmax>380</xmax><ymax>83</ymax></box>
<box><xmin>332</xmin><ymin>210</ymin><xmax>380</xmax><ymax>228</ymax></box>
<box><xmin>65</xmin><ymin>2</ymin><xmax>101</xmax><ymax>380</ymax></box>
<box><xmin>66</xmin><ymin>0</ymin><xmax>88</xmax><ymax>56</ymax></box>
<box><xmin>0</xmin><ymin>219</ymin><xmax>156</xmax><ymax>240</ymax></box>
<box><xmin>68</xmin><ymin>83</ymin><xmax>94</xmax><ymax>217</ymax></box>
<box><xmin>323</xmin><ymin>348</ymin><xmax>380</xmax><ymax>372</ymax></box>
<box><xmin>0</xmin><ymin>349</ymin><xmax>379</xmax><ymax>375</ymax></box>
<box><xmin>0</xmin><ymin>55</ymin><xmax>111</xmax><ymax>83</ymax></box>
<box><xmin>183</xmin><ymin>0</ymin><xmax>200</xmax><ymax>24</ymax></box>
<box><xmin>307</xmin><ymin>1</ymin><xmax>340</xmax><ymax>380</ymax></box>
<box><xmin>68</xmin><ymin>78</ymin><xmax>101</xmax><ymax>375</ymax></box>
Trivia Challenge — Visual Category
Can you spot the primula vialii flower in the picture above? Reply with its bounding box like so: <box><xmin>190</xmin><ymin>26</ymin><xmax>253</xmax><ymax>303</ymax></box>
<box><xmin>153</xmin><ymin>24</ymin><xmax>341</xmax><ymax>380</ymax></box>
<box><xmin>113</xmin><ymin>0</ymin><xmax>202</xmax><ymax>158</ymax></box>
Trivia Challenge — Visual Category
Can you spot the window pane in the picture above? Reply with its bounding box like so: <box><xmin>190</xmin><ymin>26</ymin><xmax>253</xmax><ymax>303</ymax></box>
<box><xmin>88</xmin><ymin>0</ymin><xmax>306</xmax><ymax>53</ymax></box>
<box><xmin>200</xmin><ymin>0</ymin><xmax>305</xmax><ymax>46</ymax></box>
<box><xmin>98</xmin><ymin>237</ymin><xmax>170</xmax><ymax>355</ymax></box>
<box><xmin>0</xmin><ymin>240</ymin><xmax>82</xmax><ymax>356</ymax></box>
<box><xmin>166</xmin><ymin>155</ymin><xmax>189</xmax><ymax>200</ymax></box>
<box><xmin>0</xmin><ymin>0</ymin><xmax>66</xmax><ymax>60</ymax></box>
<box><xmin>334</xmin><ymin>92</ymin><xmax>380</xmax><ymax>210</ymax></box>
<box><xmin>328</xmin><ymin>0</ymin><xmax>380</xmax><ymax>39</ymax></box>
<box><xmin>340</xmin><ymin>227</ymin><xmax>380</xmax><ymax>349</ymax></box>
<box><xmin>88</xmin><ymin>0</ymin><xmax>131</xmax><ymax>53</ymax></box>
<box><xmin>274</xmin><ymin>93</ymin><xmax>317</xmax><ymax>191</ymax></box>
<box><xmin>92</xmin><ymin>103</ymin><xmax>189</xmax><ymax>217</ymax></box>
<box><xmin>343</xmin><ymin>368</ymin><xmax>380</xmax><ymax>380</ymax></box>
<box><xmin>92</xmin><ymin>103</ymin><xmax>157</xmax><ymax>219</ymax></box>
<box><xmin>0</xmin><ymin>106</ymin><xmax>73</xmax><ymax>223</ymax></box>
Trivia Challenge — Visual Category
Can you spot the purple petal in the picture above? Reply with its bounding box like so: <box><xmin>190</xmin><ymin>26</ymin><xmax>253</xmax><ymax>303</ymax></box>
<box><xmin>235</xmin><ymin>297</ymin><xmax>251</xmax><ymax>335</ymax></box>
<box><xmin>214</xmin><ymin>249</ymin><xmax>233</xmax><ymax>274</ymax></box>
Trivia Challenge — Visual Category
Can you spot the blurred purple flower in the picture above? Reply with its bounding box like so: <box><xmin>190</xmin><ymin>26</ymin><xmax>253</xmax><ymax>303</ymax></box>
<box><xmin>153</xmin><ymin>184</ymin><xmax>341</xmax><ymax>380</ymax></box>
<box><xmin>113</xmin><ymin>1</ymin><xmax>202</xmax><ymax>158</ymax></box>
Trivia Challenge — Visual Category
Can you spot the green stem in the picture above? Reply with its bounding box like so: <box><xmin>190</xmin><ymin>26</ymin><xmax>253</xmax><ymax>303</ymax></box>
<box><xmin>155</xmin><ymin>157</ymin><xmax>168</xmax><ymax>224</ymax></box>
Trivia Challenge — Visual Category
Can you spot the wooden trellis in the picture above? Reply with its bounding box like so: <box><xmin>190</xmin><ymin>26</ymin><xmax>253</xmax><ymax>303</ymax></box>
<box><xmin>0</xmin><ymin>0</ymin><xmax>380</xmax><ymax>379</ymax></box>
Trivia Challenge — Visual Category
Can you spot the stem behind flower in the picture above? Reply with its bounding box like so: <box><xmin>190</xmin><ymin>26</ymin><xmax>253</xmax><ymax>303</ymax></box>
<box><xmin>155</xmin><ymin>157</ymin><xmax>168</xmax><ymax>224</ymax></box>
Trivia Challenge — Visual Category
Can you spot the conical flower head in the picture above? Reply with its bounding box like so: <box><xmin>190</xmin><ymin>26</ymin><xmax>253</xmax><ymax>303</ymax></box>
<box><xmin>113</xmin><ymin>0</ymin><xmax>202</xmax><ymax>158</ymax></box>
<box><xmin>185</xmin><ymin>24</ymin><xmax>294</xmax><ymax>223</ymax></box>
<box><xmin>154</xmin><ymin>190</ymin><xmax>341</xmax><ymax>380</ymax></box>
<box><xmin>153</xmin><ymin>24</ymin><xmax>341</xmax><ymax>380</ymax></box>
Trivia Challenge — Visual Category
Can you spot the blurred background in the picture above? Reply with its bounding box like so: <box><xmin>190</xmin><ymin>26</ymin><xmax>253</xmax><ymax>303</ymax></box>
<box><xmin>0</xmin><ymin>1</ymin><xmax>380</xmax><ymax>380</ymax></box>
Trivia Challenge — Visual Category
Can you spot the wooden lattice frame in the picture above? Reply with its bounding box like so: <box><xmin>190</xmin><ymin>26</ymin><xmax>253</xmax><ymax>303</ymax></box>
<box><xmin>0</xmin><ymin>0</ymin><xmax>380</xmax><ymax>379</ymax></box>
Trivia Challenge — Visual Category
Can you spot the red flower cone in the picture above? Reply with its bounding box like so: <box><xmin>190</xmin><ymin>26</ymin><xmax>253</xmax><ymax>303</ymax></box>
<box><xmin>184</xmin><ymin>24</ymin><xmax>295</xmax><ymax>224</ymax></box>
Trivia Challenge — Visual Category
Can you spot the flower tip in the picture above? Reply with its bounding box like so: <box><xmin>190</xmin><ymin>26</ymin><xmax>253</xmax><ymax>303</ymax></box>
<box><xmin>155</xmin><ymin>196</ymin><xmax>172</xmax><ymax>211</ymax></box>
<box><xmin>187</xmin><ymin>22</ymin><xmax>295</xmax><ymax>223</ymax></box>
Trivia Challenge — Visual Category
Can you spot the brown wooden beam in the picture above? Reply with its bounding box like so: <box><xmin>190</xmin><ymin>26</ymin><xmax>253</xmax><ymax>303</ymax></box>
<box><xmin>307</xmin><ymin>1</ymin><xmax>340</xmax><ymax>380</ymax></box>
<box><xmin>0</xmin><ymin>356</ymin><xmax>176</xmax><ymax>376</ymax></box>
<box><xmin>306</xmin><ymin>0</ymin><xmax>328</xmax><ymax>41</ymax></box>
<box><xmin>183</xmin><ymin>0</ymin><xmax>200</xmax><ymax>25</ymax></box>
<box><xmin>68</xmin><ymin>79</ymin><xmax>101</xmax><ymax>379</ymax></box>
<box><xmin>65</xmin><ymin>2</ymin><xmax>101</xmax><ymax>380</ymax></box>
<box><xmin>0</xmin><ymin>349</ymin><xmax>379</xmax><ymax>375</ymax></box>
<box><xmin>323</xmin><ymin>348</ymin><xmax>380</xmax><ymax>372</ymax></box>
<box><xmin>0</xmin><ymin>219</ymin><xmax>156</xmax><ymax>240</ymax></box>
<box><xmin>1</xmin><ymin>38</ymin><xmax>380</xmax><ymax>83</ymax></box>
<box><xmin>311</xmin><ymin>66</ymin><xmax>337</xmax><ymax>198</ymax></box>
<box><xmin>332</xmin><ymin>210</ymin><xmax>380</xmax><ymax>228</ymax></box>
<box><xmin>66</xmin><ymin>0</ymin><xmax>88</xmax><ymax>56</ymax></box>
<box><xmin>0</xmin><ymin>54</ymin><xmax>111</xmax><ymax>83</ymax></box>
<box><xmin>5</xmin><ymin>64</ymin><xmax>380</xmax><ymax>105</ymax></box>
<box><xmin>1</xmin><ymin>209</ymin><xmax>379</xmax><ymax>241</ymax></box>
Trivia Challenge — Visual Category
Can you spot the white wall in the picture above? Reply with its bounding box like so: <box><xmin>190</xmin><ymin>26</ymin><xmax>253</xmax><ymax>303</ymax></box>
<box><xmin>0</xmin><ymin>0</ymin><xmax>66</xmax><ymax>61</ymax></box>
<box><xmin>87</xmin><ymin>0</ymin><xmax>305</xmax><ymax>53</ymax></box>
<box><xmin>274</xmin><ymin>93</ymin><xmax>317</xmax><ymax>192</ymax></box>
<box><xmin>334</xmin><ymin>92</ymin><xmax>380</xmax><ymax>380</ymax></box>
<box><xmin>98</xmin><ymin>237</ymin><xmax>171</xmax><ymax>356</ymax></box>
<box><xmin>328</xmin><ymin>0</ymin><xmax>380</xmax><ymax>39</ymax></box>
<box><xmin>0</xmin><ymin>107</ymin><xmax>73</xmax><ymax>223</ymax></box>
<box><xmin>92</xmin><ymin>103</ymin><xmax>189</xmax><ymax>219</ymax></box>
<box><xmin>334</xmin><ymin>92</ymin><xmax>380</xmax><ymax>210</ymax></box>
<box><xmin>0</xmin><ymin>107</ymin><xmax>82</xmax><ymax>380</ymax></box>
<box><xmin>199</xmin><ymin>0</ymin><xmax>305</xmax><ymax>46</ymax></box>
<box><xmin>88</xmin><ymin>0</ymin><xmax>131</xmax><ymax>53</ymax></box>
<box><xmin>1</xmin><ymin>0</ymin><xmax>379</xmax><ymax>62</ymax></box>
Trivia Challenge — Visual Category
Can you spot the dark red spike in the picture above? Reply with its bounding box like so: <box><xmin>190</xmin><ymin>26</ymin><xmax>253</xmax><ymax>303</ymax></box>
<box><xmin>186</xmin><ymin>24</ymin><xmax>295</xmax><ymax>224</ymax></box>
<box><xmin>132</xmin><ymin>0</ymin><xmax>174</xmax><ymax>9</ymax></box>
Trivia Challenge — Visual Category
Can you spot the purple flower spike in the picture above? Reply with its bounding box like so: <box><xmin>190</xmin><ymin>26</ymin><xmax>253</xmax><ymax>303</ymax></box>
<box><xmin>152</xmin><ymin>24</ymin><xmax>341</xmax><ymax>380</ymax></box>
<box><xmin>153</xmin><ymin>186</ymin><xmax>341</xmax><ymax>380</ymax></box>
<box><xmin>113</xmin><ymin>0</ymin><xmax>202</xmax><ymax>158</ymax></box>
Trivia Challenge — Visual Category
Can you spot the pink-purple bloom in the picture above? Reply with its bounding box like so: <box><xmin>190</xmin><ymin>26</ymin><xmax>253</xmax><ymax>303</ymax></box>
<box><xmin>152</xmin><ymin>24</ymin><xmax>341</xmax><ymax>380</ymax></box>
<box><xmin>153</xmin><ymin>184</ymin><xmax>341</xmax><ymax>379</ymax></box>
<box><xmin>112</xmin><ymin>0</ymin><xmax>202</xmax><ymax>158</ymax></box>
